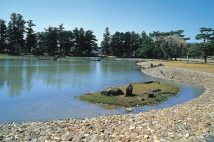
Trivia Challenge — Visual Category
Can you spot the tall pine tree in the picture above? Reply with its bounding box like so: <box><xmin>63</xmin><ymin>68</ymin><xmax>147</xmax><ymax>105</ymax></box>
<box><xmin>101</xmin><ymin>27</ymin><xmax>111</xmax><ymax>54</ymax></box>
<box><xmin>26</xmin><ymin>20</ymin><xmax>36</xmax><ymax>54</ymax></box>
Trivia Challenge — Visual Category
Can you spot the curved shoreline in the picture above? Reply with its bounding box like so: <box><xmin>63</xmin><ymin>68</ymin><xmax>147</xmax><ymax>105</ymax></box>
<box><xmin>0</xmin><ymin>62</ymin><xmax>214</xmax><ymax>141</ymax></box>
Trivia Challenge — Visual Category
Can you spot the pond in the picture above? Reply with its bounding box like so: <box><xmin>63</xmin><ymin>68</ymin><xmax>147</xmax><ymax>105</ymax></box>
<box><xmin>0</xmin><ymin>57</ymin><xmax>204</xmax><ymax>123</ymax></box>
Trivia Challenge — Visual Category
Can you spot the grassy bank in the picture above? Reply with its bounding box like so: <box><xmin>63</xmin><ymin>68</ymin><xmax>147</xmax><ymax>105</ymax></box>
<box><xmin>0</xmin><ymin>54</ymin><xmax>22</xmax><ymax>59</ymax></box>
<box><xmin>152</xmin><ymin>60</ymin><xmax>214</xmax><ymax>73</ymax></box>
<box><xmin>79</xmin><ymin>82</ymin><xmax>179</xmax><ymax>107</ymax></box>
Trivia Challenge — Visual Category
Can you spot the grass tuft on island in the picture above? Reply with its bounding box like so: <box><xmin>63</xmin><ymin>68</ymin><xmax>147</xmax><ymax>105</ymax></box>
<box><xmin>79</xmin><ymin>82</ymin><xmax>179</xmax><ymax>107</ymax></box>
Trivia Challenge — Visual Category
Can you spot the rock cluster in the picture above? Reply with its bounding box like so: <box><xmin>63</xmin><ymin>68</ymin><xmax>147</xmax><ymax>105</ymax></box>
<box><xmin>101</xmin><ymin>87</ymin><xmax>124</xmax><ymax>96</ymax></box>
<box><xmin>0</xmin><ymin>61</ymin><xmax>213</xmax><ymax>142</ymax></box>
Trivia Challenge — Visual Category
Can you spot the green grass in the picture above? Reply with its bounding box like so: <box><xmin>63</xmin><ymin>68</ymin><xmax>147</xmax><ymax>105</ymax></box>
<box><xmin>79</xmin><ymin>82</ymin><xmax>179</xmax><ymax>107</ymax></box>
<box><xmin>0</xmin><ymin>54</ymin><xmax>20</xmax><ymax>59</ymax></box>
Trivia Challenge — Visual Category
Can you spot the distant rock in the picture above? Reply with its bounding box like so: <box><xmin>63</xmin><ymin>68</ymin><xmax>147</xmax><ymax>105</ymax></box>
<box><xmin>143</xmin><ymin>81</ymin><xmax>154</xmax><ymax>84</ymax></box>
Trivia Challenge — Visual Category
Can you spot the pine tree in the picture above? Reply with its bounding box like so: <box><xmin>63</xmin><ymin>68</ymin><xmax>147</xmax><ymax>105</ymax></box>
<box><xmin>58</xmin><ymin>24</ymin><xmax>65</xmax><ymax>56</ymax></box>
<box><xmin>45</xmin><ymin>26</ymin><xmax>58</xmax><ymax>56</ymax></box>
<box><xmin>7</xmin><ymin>13</ymin><xmax>25</xmax><ymax>55</ymax></box>
<box><xmin>26</xmin><ymin>20</ymin><xmax>36</xmax><ymax>54</ymax></box>
<box><xmin>196</xmin><ymin>27</ymin><xmax>214</xmax><ymax>62</ymax></box>
<box><xmin>101</xmin><ymin>27</ymin><xmax>111</xmax><ymax>54</ymax></box>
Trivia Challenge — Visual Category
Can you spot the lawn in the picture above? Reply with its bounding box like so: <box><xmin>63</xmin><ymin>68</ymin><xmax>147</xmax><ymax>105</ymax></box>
<box><xmin>153</xmin><ymin>60</ymin><xmax>214</xmax><ymax>73</ymax></box>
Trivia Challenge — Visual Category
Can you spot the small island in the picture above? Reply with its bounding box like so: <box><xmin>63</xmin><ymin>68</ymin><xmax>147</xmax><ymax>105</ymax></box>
<box><xmin>79</xmin><ymin>81</ymin><xmax>179</xmax><ymax>107</ymax></box>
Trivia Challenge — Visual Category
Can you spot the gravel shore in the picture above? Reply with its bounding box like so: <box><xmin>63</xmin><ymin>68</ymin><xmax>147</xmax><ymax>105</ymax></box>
<box><xmin>0</xmin><ymin>61</ymin><xmax>214</xmax><ymax>142</ymax></box>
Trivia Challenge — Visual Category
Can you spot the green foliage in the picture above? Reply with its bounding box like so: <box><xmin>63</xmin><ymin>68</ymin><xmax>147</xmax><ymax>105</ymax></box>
<box><xmin>195</xmin><ymin>27</ymin><xmax>214</xmax><ymax>43</ymax></box>
<box><xmin>0</xmin><ymin>19</ymin><xmax>7</xmax><ymax>53</ymax></box>
<box><xmin>195</xmin><ymin>27</ymin><xmax>214</xmax><ymax>62</ymax></box>
<box><xmin>136</xmin><ymin>32</ymin><xmax>159</xmax><ymax>58</ymax></box>
<box><xmin>103</xmin><ymin>29</ymin><xmax>189</xmax><ymax>59</ymax></box>
<box><xmin>7</xmin><ymin>13</ymin><xmax>25</xmax><ymax>55</ymax></box>
<box><xmin>72</xmin><ymin>28</ymin><xmax>97</xmax><ymax>56</ymax></box>
<box><xmin>26</xmin><ymin>20</ymin><xmax>36</xmax><ymax>54</ymax></box>
<box><xmin>110</xmin><ymin>31</ymin><xmax>141</xmax><ymax>57</ymax></box>
<box><xmin>1</xmin><ymin>13</ymin><xmax>98</xmax><ymax>56</ymax></box>
<box><xmin>34</xmin><ymin>32</ymin><xmax>48</xmax><ymax>55</ymax></box>
<box><xmin>188</xmin><ymin>43</ymin><xmax>203</xmax><ymax>57</ymax></box>
<box><xmin>46</xmin><ymin>26</ymin><xmax>58</xmax><ymax>56</ymax></box>
<box><xmin>58</xmin><ymin>29</ymin><xmax>74</xmax><ymax>56</ymax></box>
<box><xmin>101</xmin><ymin>27</ymin><xmax>111</xmax><ymax>54</ymax></box>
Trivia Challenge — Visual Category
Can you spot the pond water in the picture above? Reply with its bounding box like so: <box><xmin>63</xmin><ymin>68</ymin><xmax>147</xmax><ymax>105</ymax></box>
<box><xmin>0</xmin><ymin>57</ymin><xmax>204</xmax><ymax>123</ymax></box>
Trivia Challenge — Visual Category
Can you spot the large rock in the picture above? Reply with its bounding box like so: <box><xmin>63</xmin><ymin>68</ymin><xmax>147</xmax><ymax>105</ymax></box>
<box><xmin>126</xmin><ymin>84</ymin><xmax>133</xmax><ymax>96</ymax></box>
<box><xmin>108</xmin><ymin>87</ymin><xmax>124</xmax><ymax>96</ymax></box>
<box><xmin>101</xmin><ymin>88</ymin><xmax>124</xmax><ymax>96</ymax></box>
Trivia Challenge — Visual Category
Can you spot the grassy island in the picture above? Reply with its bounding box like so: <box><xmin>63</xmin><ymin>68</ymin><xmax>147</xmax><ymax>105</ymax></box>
<box><xmin>79</xmin><ymin>82</ymin><xmax>179</xmax><ymax>107</ymax></box>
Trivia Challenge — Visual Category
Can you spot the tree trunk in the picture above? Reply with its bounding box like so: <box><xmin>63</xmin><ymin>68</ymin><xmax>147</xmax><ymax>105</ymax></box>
<box><xmin>204</xmin><ymin>55</ymin><xmax>207</xmax><ymax>63</ymax></box>
<box><xmin>203</xmin><ymin>39</ymin><xmax>207</xmax><ymax>63</ymax></box>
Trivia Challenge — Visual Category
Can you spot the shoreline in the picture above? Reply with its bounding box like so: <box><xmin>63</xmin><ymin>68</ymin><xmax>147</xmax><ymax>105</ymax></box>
<box><xmin>0</xmin><ymin>61</ymin><xmax>214</xmax><ymax>141</ymax></box>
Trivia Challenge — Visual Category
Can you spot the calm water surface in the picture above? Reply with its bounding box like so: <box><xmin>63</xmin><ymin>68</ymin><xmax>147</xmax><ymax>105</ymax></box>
<box><xmin>0</xmin><ymin>57</ymin><xmax>204</xmax><ymax>123</ymax></box>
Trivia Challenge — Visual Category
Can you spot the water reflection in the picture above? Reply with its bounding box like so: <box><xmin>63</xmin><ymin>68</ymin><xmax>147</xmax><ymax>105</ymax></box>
<box><xmin>0</xmin><ymin>60</ymin><xmax>36</xmax><ymax>96</ymax></box>
<box><xmin>0</xmin><ymin>58</ymin><xmax>139</xmax><ymax>96</ymax></box>
<box><xmin>0</xmin><ymin>66</ymin><xmax>6</xmax><ymax>89</ymax></box>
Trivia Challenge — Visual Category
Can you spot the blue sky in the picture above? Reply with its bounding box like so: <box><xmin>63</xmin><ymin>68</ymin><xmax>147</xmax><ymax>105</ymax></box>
<box><xmin>1</xmin><ymin>0</ymin><xmax>214</xmax><ymax>44</ymax></box>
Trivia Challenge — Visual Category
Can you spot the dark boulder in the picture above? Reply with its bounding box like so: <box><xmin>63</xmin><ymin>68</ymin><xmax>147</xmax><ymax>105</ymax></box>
<box><xmin>107</xmin><ymin>87</ymin><xmax>124</xmax><ymax>96</ymax></box>
<box><xmin>143</xmin><ymin>81</ymin><xmax>154</xmax><ymax>84</ymax></box>
<box><xmin>148</xmin><ymin>93</ymin><xmax>155</xmax><ymax>98</ymax></box>
<box><xmin>126</xmin><ymin>84</ymin><xmax>133</xmax><ymax>96</ymax></box>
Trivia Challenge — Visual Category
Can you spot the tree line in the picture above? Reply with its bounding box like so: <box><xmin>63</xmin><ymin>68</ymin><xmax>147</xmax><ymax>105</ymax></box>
<box><xmin>101</xmin><ymin>27</ymin><xmax>214</xmax><ymax>62</ymax></box>
<box><xmin>0</xmin><ymin>13</ymin><xmax>97</xmax><ymax>56</ymax></box>
<box><xmin>0</xmin><ymin>13</ymin><xmax>214</xmax><ymax>62</ymax></box>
